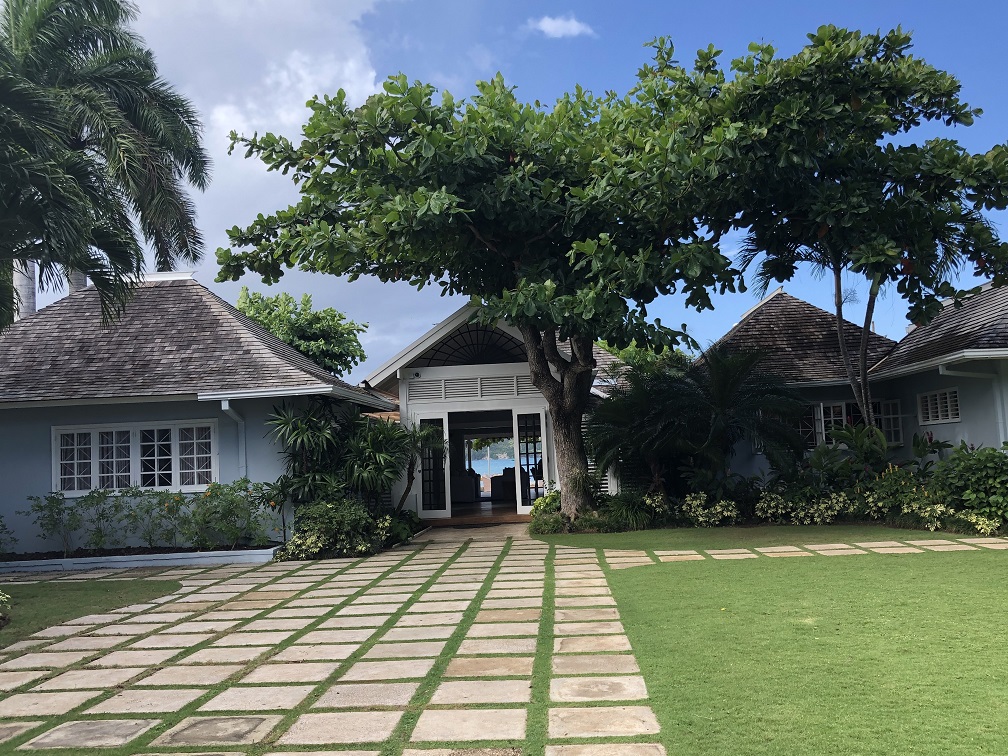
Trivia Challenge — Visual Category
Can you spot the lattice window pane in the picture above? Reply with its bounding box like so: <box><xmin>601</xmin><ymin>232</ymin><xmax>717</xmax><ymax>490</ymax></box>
<box><xmin>59</xmin><ymin>431</ymin><xmax>92</xmax><ymax>491</ymax></box>
<box><xmin>140</xmin><ymin>428</ymin><xmax>173</xmax><ymax>487</ymax></box>
<box><xmin>178</xmin><ymin>425</ymin><xmax>213</xmax><ymax>487</ymax></box>
<box><xmin>98</xmin><ymin>430</ymin><xmax>131</xmax><ymax>489</ymax></box>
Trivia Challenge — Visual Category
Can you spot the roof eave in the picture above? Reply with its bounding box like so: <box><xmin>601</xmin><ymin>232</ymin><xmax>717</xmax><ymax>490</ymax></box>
<box><xmin>869</xmin><ymin>349</ymin><xmax>1008</xmax><ymax>380</ymax></box>
<box><xmin>364</xmin><ymin>305</ymin><xmax>475</xmax><ymax>389</ymax></box>
<box><xmin>198</xmin><ymin>384</ymin><xmax>397</xmax><ymax>410</ymax></box>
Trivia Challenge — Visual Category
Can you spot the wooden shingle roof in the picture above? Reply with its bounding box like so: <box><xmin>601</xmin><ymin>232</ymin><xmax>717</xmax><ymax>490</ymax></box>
<box><xmin>0</xmin><ymin>277</ymin><xmax>393</xmax><ymax>408</ymax></box>
<box><xmin>713</xmin><ymin>289</ymin><xmax>897</xmax><ymax>384</ymax></box>
<box><xmin>871</xmin><ymin>283</ymin><xmax>1008</xmax><ymax>377</ymax></box>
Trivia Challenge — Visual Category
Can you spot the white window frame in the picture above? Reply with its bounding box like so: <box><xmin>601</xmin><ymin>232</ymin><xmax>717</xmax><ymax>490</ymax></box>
<box><xmin>800</xmin><ymin>399</ymin><xmax>903</xmax><ymax>449</ymax></box>
<box><xmin>917</xmin><ymin>388</ymin><xmax>961</xmax><ymax>426</ymax></box>
<box><xmin>51</xmin><ymin>420</ymin><xmax>219</xmax><ymax>495</ymax></box>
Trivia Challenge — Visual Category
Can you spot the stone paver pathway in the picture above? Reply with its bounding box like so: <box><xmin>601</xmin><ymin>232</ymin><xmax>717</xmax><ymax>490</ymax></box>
<box><xmin>602</xmin><ymin>535</ymin><xmax>1008</xmax><ymax>568</ymax></box>
<box><xmin>0</xmin><ymin>534</ymin><xmax>664</xmax><ymax>755</ymax></box>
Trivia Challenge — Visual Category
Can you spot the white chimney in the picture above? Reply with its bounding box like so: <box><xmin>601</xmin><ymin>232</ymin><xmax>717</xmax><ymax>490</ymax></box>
<box><xmin>13</xmin><ymin>260</ymin><xmax>36</xmax><ymax>320</ymax></box>
<box><xmin>68</xmin><ymin>271</ymin><xmax>88</xmax><ymax>293</ymax></box>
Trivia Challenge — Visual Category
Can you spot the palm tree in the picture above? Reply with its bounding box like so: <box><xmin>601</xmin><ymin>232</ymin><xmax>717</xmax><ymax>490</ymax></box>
<box><xmin>586</xmin><ymin>347</ymin><xmax>805</xmax><ymax>497</ymax></box>
<box><xmin>0</xmin><ymin>49</ymin><xmax>140</xmax><ymax>325</ymax></box>
<box><xmin>1</xmin><ymin>0</ymin><xmax>210</xmax><ymax>320</ymax></box>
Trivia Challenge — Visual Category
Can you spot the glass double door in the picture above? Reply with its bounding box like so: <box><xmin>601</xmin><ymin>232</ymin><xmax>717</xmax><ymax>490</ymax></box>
<box><xmin>416</xmin><ymin>409</ymin><xmax>548</xmax><ymax>518</ymax></box>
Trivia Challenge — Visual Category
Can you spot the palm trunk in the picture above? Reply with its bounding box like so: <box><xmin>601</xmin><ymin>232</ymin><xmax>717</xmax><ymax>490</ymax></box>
<box><xmin>395</xmin><ymin>455</ymin><xmax>418</xmax><ymax>513</ymax></box>
<box><xmin>519</xmin><ymin>325</ymin><xmax>595</xmax><ymax>520</ymax></box>
<box><xmin>858</xmin><ymin>275</ymin><xmax>881</xmax><ymax>427</ymax></box>
<box><xmin>833</xmin><ymin>267</ymin><xmax>868</xmax><ymax>425</ymax></box>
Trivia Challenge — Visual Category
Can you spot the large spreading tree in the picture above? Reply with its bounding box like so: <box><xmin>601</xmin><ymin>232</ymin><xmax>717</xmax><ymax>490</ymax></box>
<box><xmin>218</xmin><ymin>27</ymin><xmax>1008</xmax><ymax>518</ymax></box>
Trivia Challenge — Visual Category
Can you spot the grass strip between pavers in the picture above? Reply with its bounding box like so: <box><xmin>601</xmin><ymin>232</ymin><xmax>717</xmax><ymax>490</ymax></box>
<box><xmin>523</xmin><ymin>542</ymin><xmax>556</xmax><ymax>756</ymax></box>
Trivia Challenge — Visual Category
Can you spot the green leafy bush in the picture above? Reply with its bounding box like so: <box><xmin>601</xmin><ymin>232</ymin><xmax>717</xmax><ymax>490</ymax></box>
<box><xmin>386</xmin><ymin>509</ymin><xmax>421</xmax><ymax>545</ymax></box>
<box><xmin>529</xmin><ymin>490</ymin><xmax>568</xmax><ymax>534</ymax></box>
<box><xmin>600</xmin><ymin>492</ymin><xmax>669</xmax><ymax>531</ymax></box>
<box><xmin>0</xmin><ymin>590</ymin><xmax>9</xmax><ymax>628</ymax></box>
<box><xmin>274</xmin><ymin>500</ymin><xmax>388</xmax><ymax>560</ymax></box>
<box><xmin>931</xmin><ymin>443</ymin><xmax>1008</xmax><ymax>523</ymax></box>
<box><xmin>18</xmin><ymin>492</ymin><xmax>82</xmax><ymax>557</ymax></box>
<box><xmin>755</xmin><ymin>488</ymin><xmax>852</xmax><ymax>525</ymax></box>
<box><xmin>76</xmin><ymin>489</ymin><xmax>129</xmax><ymax>551</ymax></box>
<box><xmin>681</xmin><ymin>493</ymin><xmax>738</xmax><ymax>527</ymax></box>
<box><xmin>0</xmin><ymin>516</ymin><xmax>16</xmax><ymax>555</ymax></box>
<box><xmin>122</xmin><ymin>488</ymin><xmax>186</xmax><ymax>549</ymax></box>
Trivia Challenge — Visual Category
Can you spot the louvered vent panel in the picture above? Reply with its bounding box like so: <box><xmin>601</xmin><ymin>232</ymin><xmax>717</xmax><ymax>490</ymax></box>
<box><xmin>583</xmin><ymin>415</ymin><xmax>611</xmax><ymax>494</ymax></box>
<box><xmin>407</xmin><ymin>380</ymin><xmax>444</xmax><ymax>402</ymax></box>
<box><xmin>443</xmin><ymin>377</ymin><xmax>480</xmax><ymax>400</ymax></box>
<box><xmin>479</xmin><ymin>376</ymin><xmax>517</xmax><ymax>398</ymax></box>
<box><xmin>516</xmin><ymin>376</ymin><xmax>539</xmax><ymax>396</ymax></box>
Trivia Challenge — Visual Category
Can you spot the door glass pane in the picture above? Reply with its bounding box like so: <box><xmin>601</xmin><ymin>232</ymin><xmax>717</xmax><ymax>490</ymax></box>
<box><xmin>517</xmin><ymin>413</ymin><xmax>545</xmax><ymax>506</ymax></box>
<box><xmin>420</xmin><ymin>419</ymin><xmax>446</xmax><ymax>511</ymax></box>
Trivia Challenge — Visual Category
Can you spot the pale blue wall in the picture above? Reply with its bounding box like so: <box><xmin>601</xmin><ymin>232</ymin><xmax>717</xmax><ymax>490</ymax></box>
<box><xmin>0</xmin><ymin>396</ymin><xmax>330</xmax><ymax>554</ymax></box>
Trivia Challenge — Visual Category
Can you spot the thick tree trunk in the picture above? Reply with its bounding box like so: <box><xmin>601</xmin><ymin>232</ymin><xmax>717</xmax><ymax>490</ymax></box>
<box><xmin>518</xmin><ymin>324</ymin><xmax>596</xmax><ymax>520</ymax></box>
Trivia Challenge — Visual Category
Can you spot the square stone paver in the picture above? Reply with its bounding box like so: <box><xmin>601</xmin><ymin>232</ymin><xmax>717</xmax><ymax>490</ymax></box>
<box><xmin>555</xmin><ymin>608</ymin><xmax>619</xmax><ymax>622</ymax></box>
<box><xmin>382</xmin><ymin>625</ymin><xmax>455</xmax><ymax>641</ymax></box>
<box><xmin>818</xmin><ymin>548</ymin><xmax>868</xmax><ymax>556</ymax></box>
<box><xmin>922</xmin><ymin>544</ymin><xmax>978</xmax><ymax>551</ymax></box>
<box><xmin>131</xmin><ymin>633</ymin><xmax>214</xmax><ymax>649</ymax></box>
<box><xmin>88</xmin><ymin>649</ymin><xmax>178</xmax><ymax>667</ymax></box>
<box><xmin>554</xmin><ymin>635</ymin><xmax>633</xmax><ymax>653</ymax></box>
<box><xmin>341</xmin><ymin>658</ymin><xmax>436</xmax><ymax>681</ymax></box>
<box><xmin>137</xmin><ymin>664</ymin><xmax>242</xmax><ymax>686</ymax></box>
<box><xmin>554</xmin><ymin>622</ymin><xmax>625</xmax><ymax>636</ymax></box>
<box><xmin>0</xmin><ymin>651</ymin><xmax>93</xmax><ymax>669</ymax></box>
<box><xmin>278</xmin><ymin>711</ymin><xmax>404</xmax><ymax>744</ymax></box>
<box><xmin>297</xmin><ymin>629</ymin><xmax>374</xmax><ymax>644</ymax></box>
<box><xmin>550</xmin><ymin>675</ymin><xmax>648</xmax><ymax>702</ymax></box>
<box><xmin>457</xmin><ymin>638</ymin><xmax>538</xmax><ymax>655</ymax></box>
<box><xmin>20</xmin><ymin>718</ymin><xmax>159</xmax><ymax>749</ymax></box>
<box><xmin>869</xmin><ymin>546</ymin><xmax>923</xmax><ymax>554</ymax></box>
<box><xmin>658</xmin><ymin>554</ymin><xmax>706</xmax><ymax>562</ymax></box>
<box><xmin>152</xmin><ymin>715</ymin><xmax>283</xmax><ymax>746</ymax></box>
<box><xmin>213</xmin><ymin>630</ymin><xmax>295</xmax><ymax>646</ymax></box>
<box><xmin>468</xmin><ymin>622</ymin><xmax>539</xmax><ymax>637</ymax></box>
<box><xmin>0</xmin><ymin>670</ymin><xmax>47</xmax><ymax>690</ymax></box>
<box><xmin>854</xmin><ymin>541</ymin><xmax>904</xmax><ymax>548</ymax></box>
<box><xmin>0</xmin><ymin>721</ymin><xmax>43</xmax><ymax>743</ymax></box>
<box><xmin>548</xmin><ymin>706</ymin><xmax>660</xmax><ymax>738</ymax></box>
<box><xmin>87</xmin><ymin>687</ymin><xmax>206</xmax><ymax>713</ymax></box>
<box><xmin>241</xmin><ymin>662</ymin><xmax>339</xmax><ymax>684</ymax></box>
<box><xmin>412</xmin><ymin>708</ymin><xmax>526</xmax><ymax>742</ymax></box>
<box><xmin>397</xmin><ymin>612</ymin><xmax>464</xmax><ymax>627</ymax></box>
<box><xmin>273</xmin><ymin>644</ymin><xmax>358</xmax><ymax>662</ymax></box>
<box><xmin>364</xmin><ymin>640</ymin><xmax>447</xmax><ymax>659</ymax></box>
<box><xmin>446</xmin><ymin>656</ymin><xmax>535</xmax><ymax>677</ymax></box>
<box><xmin>475</xmin><ymin>609</ymin><xmax>542</xmax><ymax>622</ymax></box>
<box><xmin>314</xmin><ymin>681</ymin><xmax>419</xmax><ymax>708</ymax></box>
<box><xmin>179</xmin><ymin>647</ymin><xmax>268</xmax><ymax>664</ymax></box>
<box><xmin>552</xmin><ymin>654</ymin><xmax>640</xmax><ymax>675</ymax></box>
<box><xmin>0</xmin><ymin>689</ymin><xmax>99</xmax><ymax>717</ymax></box>
<box><xmin>431</xmin><ymin>679</ymin><xmax>531</xmax><ymax>704</ymax></box>
<box><xmin>33</xmin><ymin>667</ymin><xmax>145</xmax><ymax>691</ymax></box>
<box><xmin>805</xmin><ymin>543</ymin><xmax>853</xmax><ymax>550</ymax></box>
<box><xmin>46</xmin><ymin>635</ymin><xmax>124</xmax><ymax>651</ymax></box>
<box><xmin>200</xmin><ymin>684</ymin><xmax>313</xmax><ymax>711</ymax></box>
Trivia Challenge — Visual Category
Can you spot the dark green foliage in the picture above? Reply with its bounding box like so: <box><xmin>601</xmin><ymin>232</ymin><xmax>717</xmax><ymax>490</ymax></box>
<box><xmin>931</xmin><ymin>442</ymin><xmax>1008</xmax><ymax>523</ymax></box>
<box><xmin>17</xmin><ymin>491</ymin><xmax>81</xmax><ymax>557</ymax></box>
<box><xmin>236</xmin><ymin>287</ymin><xmax>367</xmax><ymax>375</ymax></box>
<box><xmin>386</xmin><ymin>509</ymin><xmax>421</xmax><ymax>545</ymax></box>
<box><xmin>587</xmin><ymin>346</ymin><xmax>804</xmax><ymax>500</ymax></box>
<box><xmin>1</xmin><ymin>0</ymin><xmax>210</xmax><ymax>327</ymax></box>
<box><xmin>75</xmin><ymin>489</ymin><xmax>129</xmax><ymax>551</ymax></box>
<box><xmin>273</xmin><ymin>500</ymin><xmax>389</xmax><ymax>560</ymax></box>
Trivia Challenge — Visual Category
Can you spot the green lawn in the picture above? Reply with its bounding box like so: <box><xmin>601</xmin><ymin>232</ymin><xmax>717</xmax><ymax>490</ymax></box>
<box><xmin>0</xmin><ymin>579</ymin><xmax>180</xmax><ymax>648</ymax></box>
<box><xmin>537</xmin><ymin>523</ymin><xmax>960</xmax><ymax>551</ymax></box>
<box><xmin>607</xmin><ymin>551</ymin><xmax>1008</xmax><ymax>755</ymax></box>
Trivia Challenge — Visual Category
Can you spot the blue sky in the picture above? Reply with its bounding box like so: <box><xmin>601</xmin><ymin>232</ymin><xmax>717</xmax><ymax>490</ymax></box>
<box><xmin>50</xmin><ymin>0</ymin><xmax>1008</xmax><ymax>379</ymax></box>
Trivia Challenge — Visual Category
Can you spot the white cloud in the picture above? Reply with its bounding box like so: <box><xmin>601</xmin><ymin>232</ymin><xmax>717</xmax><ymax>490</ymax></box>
<box><xmin>527</xmin><ymin>14</ymin><xmax>596</xmax><ymax>39</ymax></box>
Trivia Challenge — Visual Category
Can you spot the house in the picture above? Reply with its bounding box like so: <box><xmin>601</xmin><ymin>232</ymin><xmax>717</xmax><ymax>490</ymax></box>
<box><xmin>365</xmin><ymin>305</ymin><xmax>619</xmax><ymax>521</ymax></box>
<box><xmin>0</xmin><ymin>272</ymin><xmax>394</xmax><ymax>549</ymax></box>
<box><xmin>717</xmin><ymin>286</ymin><xmax>1008</xmax><ymax>474</ymax></box>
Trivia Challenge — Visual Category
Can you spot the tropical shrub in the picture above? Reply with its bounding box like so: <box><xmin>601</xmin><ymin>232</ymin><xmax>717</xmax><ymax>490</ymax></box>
<box><xmin>123</xmin><ymin>488</ymin><xmax>186</xmax><ymax>549</ymax></box>
<box><xmin>755</xmin><ymin>488</ymin><xmax>852</xmax><ymax>525</ymax></box>
<box><xmin>681</xmin><ymin>493</ymin><xmax>739</xmax><ymax>527</ymax></box>
<box><xmin>76</xmin><ymin>489</ymin><xmax>129</xmax><ymax>551</ymax></box>
<box><xmin>599</xmin><ymin>492</ymin><xmax>669</xmax><ymax>531</ymax></box>
<box><xmin>0</xmin><ymin>590</ymin><xmax>10</xmax><ymax>629</ymax></box>
<box><xmin>18</xmin><ymin>492</ymin><xmax>82</xmax><ymax>557</ymax></box>
<box><xmin>529</xmin><ymin>490</ymin><xmax>567</xmax><ymax>535</ymax></box>
<box><xmin>386</xmin><ymin>509</ymin><xmax>422</xmax><ymax>545</ymax></box>
<box><xmin>274</xmin><ymin>499</ymin><xmax>389</xmax><ymax>560</ymax></box>
<box><xmin>0</xmin><ymin>516</ymin><xmax>16</xmax><ymax>555</ymax></box>
<box><xmin>931</xmin><ymin>442</ymin><xmax>1008</xmax><ymax>523</ymax></box>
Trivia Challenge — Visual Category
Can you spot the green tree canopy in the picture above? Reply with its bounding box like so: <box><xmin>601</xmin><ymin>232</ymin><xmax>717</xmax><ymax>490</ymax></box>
<box><xmin>217</xmin><ymin>26</ymin><xmax>1008</xmax><ymax>516</ymax></box>
<box><xmin>236</xmin><ymin>287</ymin><xmax>367</xmax><ymax>376</ymax></box>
